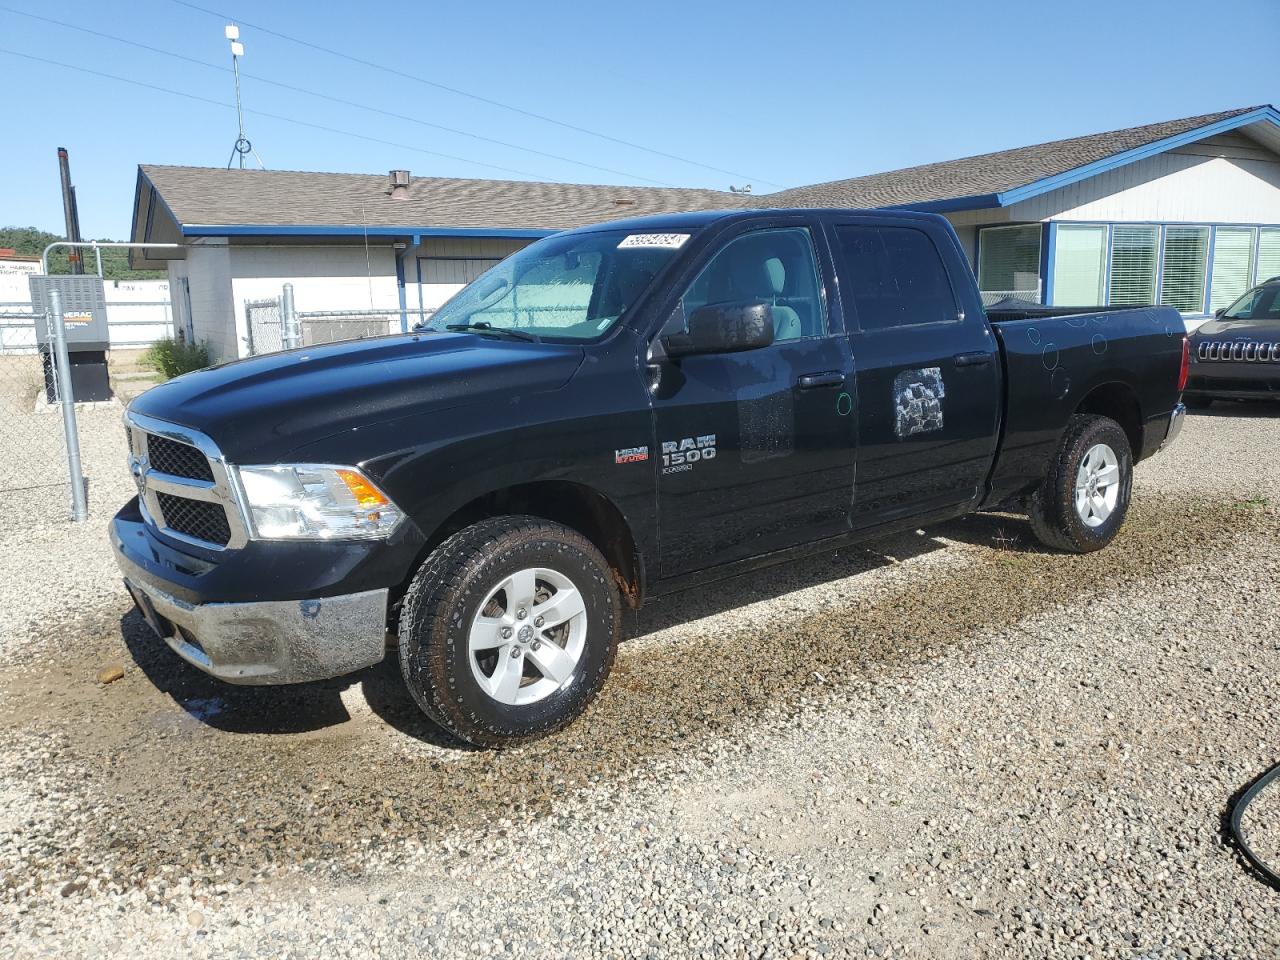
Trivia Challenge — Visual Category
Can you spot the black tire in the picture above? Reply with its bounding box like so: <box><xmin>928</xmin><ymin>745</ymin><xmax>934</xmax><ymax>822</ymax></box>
<box><xmin>1027</xmin><ymin>414</ymin><xmax>1133</xmax><ymax>554</ymax></box>
<box><xmin>398</xmin><ymin>516</ymin><xmax>620</xmax><ymax>748</ymax></box>
<box><xmin>1184</xmin><ymin>395</ymin><xmax>1214</xmax><ymax>410</ymax></box>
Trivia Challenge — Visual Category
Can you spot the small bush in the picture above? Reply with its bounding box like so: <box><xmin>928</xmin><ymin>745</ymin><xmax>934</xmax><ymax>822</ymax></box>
<box><xmin>142</xmin><ymin>337</ymin><xmax>210</xmax><ymax>381</ymax></box>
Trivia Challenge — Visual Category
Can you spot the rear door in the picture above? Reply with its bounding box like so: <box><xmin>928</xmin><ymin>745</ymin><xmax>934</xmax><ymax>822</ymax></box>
<box><xmin>826</xmin><ymin>216</ymin><xmax>1001</xmax><ymax>529</ymax></box>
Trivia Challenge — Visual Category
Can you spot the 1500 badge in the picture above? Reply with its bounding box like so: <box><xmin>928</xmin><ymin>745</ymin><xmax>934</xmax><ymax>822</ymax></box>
<box><xmin>661</xmin><ymin>434</ymin><xmax>716</xmax><ymax>474</ymax></box>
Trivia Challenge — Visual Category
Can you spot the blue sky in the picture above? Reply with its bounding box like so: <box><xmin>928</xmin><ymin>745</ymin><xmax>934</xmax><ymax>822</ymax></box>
<box><xmin>2</xmin><ymin>0</ymin><xmax>1277</xmax><ymax>238</ymax></box>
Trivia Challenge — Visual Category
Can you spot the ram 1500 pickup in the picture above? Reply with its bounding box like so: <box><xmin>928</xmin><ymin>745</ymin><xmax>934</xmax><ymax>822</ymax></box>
<box><xmin>113</xmin><ymin>209</ymin><xmax>1188</xmax><ymax>746</ymax></box>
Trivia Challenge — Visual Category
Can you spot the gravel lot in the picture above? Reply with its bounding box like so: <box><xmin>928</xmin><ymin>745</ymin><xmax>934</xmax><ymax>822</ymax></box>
<box><xmin>2</xmin><ymin>403</ymin><xmax>1280</xmax><ymax>959</ymax></box>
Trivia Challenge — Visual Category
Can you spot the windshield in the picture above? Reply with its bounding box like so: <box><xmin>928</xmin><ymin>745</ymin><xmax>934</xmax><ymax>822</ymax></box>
<box><xmin>428</xmin><ymin>229</ymin><xmax>692</xmax><ymax>341</ymax></box>
<box><xmin>1222</xmin><ymin>285</ymin><xmax>1280</xmax><ymax>321</ymax></box>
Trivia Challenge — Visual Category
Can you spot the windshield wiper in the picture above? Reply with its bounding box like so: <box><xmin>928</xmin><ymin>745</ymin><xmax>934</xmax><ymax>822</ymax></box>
<box><xmin>443</xmin><ymin>322</ymin><xmax>539</xmax><ymax>342</ymax></box>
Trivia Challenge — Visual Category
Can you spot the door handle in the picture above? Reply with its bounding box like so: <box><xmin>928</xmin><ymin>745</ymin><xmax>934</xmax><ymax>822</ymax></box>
<box><xmin>953</xmin><ymin>351</ymin><xmax>992</xmax><ymax>367</ymax></box>
<box><xmin>797</xmin><ymin>371</ymin><xmax>845</xmax><ymax>389</ymax></box>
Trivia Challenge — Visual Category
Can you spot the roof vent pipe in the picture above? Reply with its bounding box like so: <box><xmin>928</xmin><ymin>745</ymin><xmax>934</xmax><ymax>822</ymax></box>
<box><xmin>390</xmin><ymin>169</ymin><xmax>410</xmax><ymax>198</ymax></box>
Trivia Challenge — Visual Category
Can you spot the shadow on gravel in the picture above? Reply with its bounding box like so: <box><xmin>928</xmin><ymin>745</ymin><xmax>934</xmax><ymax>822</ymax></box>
<box><xmin>117</xmin><ymin>519</ymin><xmax>1041</xmax><ymax>746</ymax></box>
<box><xmin>120</xmin><ymin>608</ymin><xmax>462</xmax><ymax>747</ymax></box>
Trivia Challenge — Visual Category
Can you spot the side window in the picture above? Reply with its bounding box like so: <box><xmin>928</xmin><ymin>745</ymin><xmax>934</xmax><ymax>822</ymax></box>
<box><xmin>836</xmin><ymin>225</ymin><xmax>959</xmax><ymax>331</ymax></box>
<box><xmin>673</xmin><ymin>227</ymin><xmax>826</xmax><ymax>341</ymax></box>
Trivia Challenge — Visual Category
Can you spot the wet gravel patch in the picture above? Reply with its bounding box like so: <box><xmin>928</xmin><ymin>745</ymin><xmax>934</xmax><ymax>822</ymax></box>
<box><xmin>1</xmin><ymin>409</ymin><xmax>1279</xmax><ymax>957</ymax></box>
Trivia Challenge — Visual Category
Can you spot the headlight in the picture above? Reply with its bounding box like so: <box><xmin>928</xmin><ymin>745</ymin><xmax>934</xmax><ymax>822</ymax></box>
<box><xmin>235</xmin><ymin>464</ymin><xmax>403</xmax><ymax>540</ymax></box>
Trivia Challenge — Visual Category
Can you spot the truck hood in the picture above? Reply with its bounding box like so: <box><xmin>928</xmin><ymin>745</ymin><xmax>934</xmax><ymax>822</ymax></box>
<box><xmin>129</xmin><ymin>332</ymin><xmax>584</xmax><ymax>462</ymax></box>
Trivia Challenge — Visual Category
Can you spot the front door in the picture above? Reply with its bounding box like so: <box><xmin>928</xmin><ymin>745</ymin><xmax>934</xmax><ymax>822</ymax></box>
<box><xmin>827</xmin><ymin>217</ymin><xmax>1001</xmax><ymax>529</ymax></box>
<box><xmin>649</xmin><ymin>224</ymin><xmax>856</xmax><ymax>578</ymax></box>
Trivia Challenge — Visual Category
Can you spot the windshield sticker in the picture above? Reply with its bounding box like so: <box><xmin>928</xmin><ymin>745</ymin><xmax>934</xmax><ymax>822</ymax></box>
<box><xmin>618</xmin><ymin>233</ymin><xmax>690</xmax><ymax>250</ymax></box>
<box><xmin>893</xmin><ymin>368</ymin><xmax>945</xmax><ymax>439</ymax></box>
<box><xmin>661</xmin><ymin>434</ymin><xmax>716</xmax><ymax>474</ymax></box>
<box><xmin>614</xmin><ymin>446</ymin><xmax>649</xmax><ymax>465</ymax></box>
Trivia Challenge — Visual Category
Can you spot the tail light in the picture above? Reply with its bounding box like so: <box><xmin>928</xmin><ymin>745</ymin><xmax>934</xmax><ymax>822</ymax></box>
<box><xmin>1177</xmin><ymin>335</ymin><xmax>1190</xmax><ymax>392</ymax></box>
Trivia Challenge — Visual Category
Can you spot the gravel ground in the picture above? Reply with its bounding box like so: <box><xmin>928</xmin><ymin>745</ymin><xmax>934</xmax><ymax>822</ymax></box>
<box><xmin>2</xmin><ymin>403</ymin><xmax>1280</xmax><ymax>958</ymax></box>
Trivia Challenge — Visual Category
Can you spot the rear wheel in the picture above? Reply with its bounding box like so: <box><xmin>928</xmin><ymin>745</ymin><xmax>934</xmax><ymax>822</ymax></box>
<box><xmin>398</xmin><ymin>516</ymin><xmax>620</xmax><ymax>747</ymax></box>
<box><xmin>1027</xmin><ymin>414</ymin><xmax>1133</xmax><ymax>553</ymax></box>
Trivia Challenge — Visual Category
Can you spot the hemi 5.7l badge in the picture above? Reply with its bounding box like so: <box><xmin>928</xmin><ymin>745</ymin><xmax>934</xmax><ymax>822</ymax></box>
<box><xmin>615</xmin><ymin>446</ymin><xmax>649</xmax><ymax>464</ymax></box>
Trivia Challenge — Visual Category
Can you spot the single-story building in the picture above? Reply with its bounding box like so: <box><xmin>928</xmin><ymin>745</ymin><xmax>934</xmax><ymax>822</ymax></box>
<box><xmin>129</xmin><ymin>104</ymin><xmax>1280</xmax><ymax>362</ymax></box>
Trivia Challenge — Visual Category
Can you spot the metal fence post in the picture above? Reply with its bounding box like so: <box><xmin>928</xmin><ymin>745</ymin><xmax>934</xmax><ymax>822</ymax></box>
<box><xmin>281</xmin><ymin>283</ymin><xmax>297</xmax><ymax>349</ymax></box>
<box><xmin>48</xmin><ymin>289</ymin><xmax>88</xmax><ymax>521</ymax></box>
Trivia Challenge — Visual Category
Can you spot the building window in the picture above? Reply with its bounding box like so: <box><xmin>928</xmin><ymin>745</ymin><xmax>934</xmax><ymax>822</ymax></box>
<box><xmin>1108</xmin><ymin>225</ymin><xmax>1159</xmax><ymax>306</ymax></box>
<box><xmin>1053</xmin><ymin>225</ymin><xmax>1107</xmax><ymax>307</ymax></box>
<box><xmin>1259</xmin><ymin>229</ymin><xmax>1280</xmax><ymax>284</ymax></box>
<box><xmin>1210</xmin><ymin>228</ymin><xmax>1257</xmax><ymax>313</ymax></box>
<box><xmin>977</xmin><ymin>224</ymin><xmax>1041</xmax><ymax>303</ymax></box>
<box><xmin>1159</xmin><ymin>226</ymin><xmax>1210</xmax><ymax>312</ymax></box>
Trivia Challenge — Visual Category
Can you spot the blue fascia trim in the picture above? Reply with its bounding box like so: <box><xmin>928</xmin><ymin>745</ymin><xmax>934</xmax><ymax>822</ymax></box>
<box><xmin>881</xmin><ymin>193</ymin><xmax>1002</xmax><ymax>213</ymax></box>
<box><xmin>180</xmin><ymin>224</ymin><xmax>559</xmax><ymax>239</ymax></box>
<box><xmin>996</xmin><ymin>107</ymin><xmax>1280</xmax><ymax>208</ymax></box>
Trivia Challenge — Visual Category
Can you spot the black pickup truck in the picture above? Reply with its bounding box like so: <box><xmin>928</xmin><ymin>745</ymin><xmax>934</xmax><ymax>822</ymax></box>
<box><xmin>113</xmin><ymin>209</ymin><xmax>1188</xmax><ymax>746</ymax></box>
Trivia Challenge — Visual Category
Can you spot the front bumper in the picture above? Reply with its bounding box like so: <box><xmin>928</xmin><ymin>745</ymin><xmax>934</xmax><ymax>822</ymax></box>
<box><xmin>122</xmin><ymin>575</ymin><xmax>388</xmax><ymax>685</ymax></box>
<box><xmin>113</xmin><ymin>504</ymin><xmax>390</xmax><ymax>685</ymax></box>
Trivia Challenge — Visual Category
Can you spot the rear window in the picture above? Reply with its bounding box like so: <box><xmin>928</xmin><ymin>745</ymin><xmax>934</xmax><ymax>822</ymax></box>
<box><xmin>835</xmin><ymin>225</ymin><xmax>958</xmax><ymax>331</ymax></box>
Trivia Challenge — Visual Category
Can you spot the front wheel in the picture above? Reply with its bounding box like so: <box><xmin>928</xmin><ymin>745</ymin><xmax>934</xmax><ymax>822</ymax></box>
<box><xmin>1027</xmin><ymin>414</ymin><xmax>1133</xmax><ymax>553</ymax></box>
<box><xmin>398</xmin><ymin>516</ymin><xmax>620</xmax><ymax>748</ymax></box>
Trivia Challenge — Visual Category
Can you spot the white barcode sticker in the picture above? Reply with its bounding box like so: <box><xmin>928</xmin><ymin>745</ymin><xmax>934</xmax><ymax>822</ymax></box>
<box><xmin>617</xmin><ymin>233</ymin><xmax>690</xmax><ymax>249</ymax></box>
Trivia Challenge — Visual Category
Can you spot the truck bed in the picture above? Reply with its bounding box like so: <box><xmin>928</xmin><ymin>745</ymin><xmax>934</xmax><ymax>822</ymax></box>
<box><xmin>982</xmin><ymin>303</ymin><xmax>1186</xmax><ymax>507</ymax></box>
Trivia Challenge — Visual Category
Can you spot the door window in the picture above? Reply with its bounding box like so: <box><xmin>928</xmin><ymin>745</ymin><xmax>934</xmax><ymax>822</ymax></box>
<box><xmin>835</xmin><ymin>225</ymin><xmax>958</xmax><ymax>330</ymax></box>
<box><xmin>673</xmin><ymin>228</ymin><xmax>825</xmax><ymax>341</ymax></box>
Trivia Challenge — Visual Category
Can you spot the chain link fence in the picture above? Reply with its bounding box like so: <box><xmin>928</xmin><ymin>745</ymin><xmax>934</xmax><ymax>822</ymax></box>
<box><xmin>0</xmin><ymin>302</ymin><xmax>75</xmax><ymax>523</ymax></box>
<box><xmin>242</xmin><ymin>285</ymin><xmax>427</xmax><ymax>356</ymax></box>
<box><xmin>245</xmin><ymin>297</ymin><xmax>285</xmax><ymax>355</ymax></box>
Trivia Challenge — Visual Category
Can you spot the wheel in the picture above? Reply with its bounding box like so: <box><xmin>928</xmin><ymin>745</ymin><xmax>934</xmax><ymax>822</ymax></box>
<box><xmin>398</xmin><ymin>516</ymin><xmax>620</xmax><ymax>747</ymax></box>
<box><xmin>1184</xmin><ymin>395</ymin><xmax>1214</xmax><ymax>409</ymax></box>
<box><xmin>1027</xmin><ymin>414</ymin><xmax>1133</xmax><ymax>553</ymax></box>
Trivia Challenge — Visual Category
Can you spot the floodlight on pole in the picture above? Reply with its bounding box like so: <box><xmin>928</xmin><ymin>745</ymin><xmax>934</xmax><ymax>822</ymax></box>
<box><xmin>225</xmin><ymin>23</ymin><xmax>264</xmax><ymax>170</ymax></box>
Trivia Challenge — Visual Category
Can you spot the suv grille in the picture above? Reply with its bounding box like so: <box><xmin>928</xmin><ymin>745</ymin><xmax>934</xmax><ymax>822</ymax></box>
<box><xmin>147</xmin><ymin>435</ymin><xmax>215</xmax><ymax>481</ymax></box>
<box><xmin>156</xmin><ymin>492</ymin><xmax>232</xmax><ymax>546</ymax></box>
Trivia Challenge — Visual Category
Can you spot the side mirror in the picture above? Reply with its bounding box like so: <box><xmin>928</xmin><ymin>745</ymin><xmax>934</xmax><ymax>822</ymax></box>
<box><xmin>663</xmin><ymin>301</ymin><xmax>775</xmax><ymax>358</ymax></box>
<box><xmin>1214</xmin><ymin>307</ymin><xmax>1227</xmax><ymax>319</ymax></box>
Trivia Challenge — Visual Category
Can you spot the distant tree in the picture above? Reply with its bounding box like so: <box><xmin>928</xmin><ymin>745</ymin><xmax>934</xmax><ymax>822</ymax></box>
<box><xmin>0</xmin><ymin>226</ymin><xmax>166</xmax><ymax>281</ymax></box>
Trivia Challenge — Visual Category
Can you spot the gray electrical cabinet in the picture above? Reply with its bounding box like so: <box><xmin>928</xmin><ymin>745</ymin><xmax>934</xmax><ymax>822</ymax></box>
<box><xmin>28</xmin><ymin>274</ymin><xmax>114</xmax><ymax>402</ymax></box>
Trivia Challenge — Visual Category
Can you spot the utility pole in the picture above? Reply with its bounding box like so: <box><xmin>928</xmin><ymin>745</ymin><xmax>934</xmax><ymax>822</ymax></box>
<box><xmin>56</xmin><ymin>147</ymin><xmax>84</xmax><ymax>274</ymax></box>
<box><xmin>225</xmin><ymin>24</ymin><xmax>264</xmax><ymax>170</ymax></box>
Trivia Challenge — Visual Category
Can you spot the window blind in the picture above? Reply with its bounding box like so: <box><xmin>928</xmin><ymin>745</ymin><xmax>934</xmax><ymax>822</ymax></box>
<box><xmin>1053</xmin><ymin>225</ymin><xmax>1107</xmax><ymax>307</ymax></box>
<box><xmin>977</xmin><ymin>225</ymin><xmax>1041</xmax><ymax>298</ymax></box>
<box><xmin>1257</xmin><ymin>229</ymin><xmax>1280</xmax><ymax>284</ymax></box>
<box><xmin>1210</xmin><ymin>227</ymin><xmax>1257</xmax><ymax>312</ymax></box>
<box><xmin>1107</xmin><ymin>225</ymin><xmax>1158</xmax><ymax>306</ymax></box>
<box><xmin>1159</xmin><ymin>226</ymin><xmax>1209</xmax><ymax>312</ymax></box>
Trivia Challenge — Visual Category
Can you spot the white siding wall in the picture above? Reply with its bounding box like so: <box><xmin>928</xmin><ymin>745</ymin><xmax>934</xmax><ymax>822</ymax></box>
<box><xmin>180</xmin><ymin>242</ymin><xmax>235</xmax><ymax>363</ymax></box>
<box><xmin>1003</xmin><ymin>149</ymin><xmax>1280</xmax><ymax>224</ymax></box>
<box><xmin>228</xmin><ymin>245</ymin><xmax>401</xmax><ymax>357</ymax></box>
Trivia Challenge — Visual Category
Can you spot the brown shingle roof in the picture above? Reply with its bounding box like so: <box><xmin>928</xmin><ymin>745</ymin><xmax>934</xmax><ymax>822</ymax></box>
<box><xmin>141</xmin><ymin>165</ymin><xmax>742</xmax><ymax>231</ymax></box>
<box><xmin>761</xmin><ymin>107</ymin><xmax>1266</xmax><ymax>208</ymax></box>
<box><xmin>138</xmin><ymin>106</ymin><xmax>1274</xmax><ymax>233</ymax></box>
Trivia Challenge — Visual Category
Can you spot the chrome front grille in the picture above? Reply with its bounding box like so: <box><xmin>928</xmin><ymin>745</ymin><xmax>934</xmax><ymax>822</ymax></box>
<box><xmin>125</xmin><ymin>412</ymin><xmax>247</xmax><ymax>550</ymax></box>
<box><xmin>1197</xmin><ymin>340</ymin><xmax>1280</xmax><ymax>362</ymax></box>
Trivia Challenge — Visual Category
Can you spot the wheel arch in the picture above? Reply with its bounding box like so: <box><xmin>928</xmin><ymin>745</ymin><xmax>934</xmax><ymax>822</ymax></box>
<box><xmin>1073</xmin><ymin>380</ymin><xmax>1143</xmax><ymax>458</ymax></box>
<box><xmin>398</xmin><ymin>480</ymin><xmax>645</xmax><ymax>614</ymax></box>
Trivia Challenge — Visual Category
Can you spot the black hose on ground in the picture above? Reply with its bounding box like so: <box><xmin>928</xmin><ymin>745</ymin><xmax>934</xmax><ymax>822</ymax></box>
<box><xmin>1228</xmin><ymin>761</ymin><xmax>1280</xmax><ymax>891</ymax></box>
